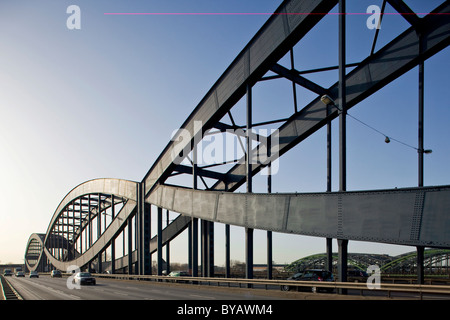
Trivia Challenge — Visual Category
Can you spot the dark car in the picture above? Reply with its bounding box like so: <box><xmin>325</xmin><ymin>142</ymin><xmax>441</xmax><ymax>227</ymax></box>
<box><xmin>3</xmin><ymin>269</ymin><xmax>13</xmax><ymax>276</ymax></box>
<box><xmin>281</xmin><ymin>269</ymin><xmax>335</xmax><ymax>293</ymax></box>
<box><xmin>51</xmin><ymin>270</ymin><xmax>62</xmax><ymax>278</ymax></box>
<box><xmin>348</xmin><ymin>269</ymin><xmax>369</xmax><ymax>282</ymax></box>
<box><xmin>74</xmin><ymin>272</ymin><xmax>96</xmax><ymax>285</ymax></box>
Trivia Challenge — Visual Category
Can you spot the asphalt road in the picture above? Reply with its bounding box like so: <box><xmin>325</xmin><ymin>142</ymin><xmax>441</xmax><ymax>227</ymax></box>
<box><xmin>6</xmin><ymin>275</ymin><xmax>294</xmax><ymax>300</ymax></box>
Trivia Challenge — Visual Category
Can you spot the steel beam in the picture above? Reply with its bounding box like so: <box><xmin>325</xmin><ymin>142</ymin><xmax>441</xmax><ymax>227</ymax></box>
<box><xmin>157</xmin><ymin>206</ymin><xmax>163</xmax><ymax>276</ymax></box>
<box><xmin>142</xmin><ymin>0</ymin><xmax>338</xmax><ymax>198</ymax></box>
<box><xmin>148</xmin><ymin>184</ymin><xmax>450</xmax><ymax>248</ymax></box>
<box><xmin>211</xmin><ymin>1</ymin><xmax>450</xmax><ymax>194</ymax></box>
<box><xmin>246</xmin><ymin>83</ymin><xmax>254</xmax><ymax>283</ymax></box>
<box><xmin>337</xmin><ymin>0</ymin><xmax>348</xmax><ymax>290</ymax></box>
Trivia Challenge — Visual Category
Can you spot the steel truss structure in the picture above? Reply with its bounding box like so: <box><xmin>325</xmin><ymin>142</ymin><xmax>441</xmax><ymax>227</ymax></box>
<box><xmin>286</xmin><ymin>249</ymin><xmax>450</xmax><ymax>274</ymax></box>
<box><xmin>25</xmin><ymin>0</ymin><xmax>450</xmax><ymax>286</ymax></box>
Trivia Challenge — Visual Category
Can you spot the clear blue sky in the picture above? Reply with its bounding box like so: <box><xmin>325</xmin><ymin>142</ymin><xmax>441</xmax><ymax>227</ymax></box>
<box><xmin>0</xmin><ymin>0</ymin><xmax>449</xmax><ymax>266</ymax></box>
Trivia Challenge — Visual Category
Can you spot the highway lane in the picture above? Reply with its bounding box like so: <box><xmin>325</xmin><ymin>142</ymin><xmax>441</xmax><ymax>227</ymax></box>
<box><xmin>6</xmin><ymin>275</ymin><xmax>290</xmax><ymax>300</ymax></box>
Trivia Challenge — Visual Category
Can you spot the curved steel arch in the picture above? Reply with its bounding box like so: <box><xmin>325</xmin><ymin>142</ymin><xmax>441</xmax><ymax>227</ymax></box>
<box><xmin>25</xmin><ymin>0</ymin><xmax>450</xmax><ymax>275</ymax></box>
<box><xmin>25</xmin><ymin>179</ymin><xmax>138</xmax><ymax>272</ymax></box>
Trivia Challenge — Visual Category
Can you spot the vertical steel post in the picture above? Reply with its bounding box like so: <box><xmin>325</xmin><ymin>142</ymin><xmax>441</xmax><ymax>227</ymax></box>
<box><xmin>137</xmin><ymin>183</ymin><xmax>142</xmax><ymax>275</ymax></box>
<box><xmin>192</xmin><ymin>143</ymin><xmax>199</xmax><ymax>278</ymax></box>
<box><xmin>88</xmin><ymin>194</ymin><xmax>92</xmax><ymax>248</ymax></box>
<box><xmin>225</xmin><ymin>224</ymin><xmax>230</xmax><ymax>278</ymax></box>
<box><xmin>188</xmin><ymin>222</ymin><xmax>192</xmax><ymax>274</ymax></box>
<box><xmin>417</xmin><ymin>34</ymin><xmax>425</xmax><ymax>284</ymax></box>
<box><xmin>338</xmin><ymin>239</ymin><xmax>348</xmax><ymax>294</ymax></box>
<box><xmin>417</xmin><ymin>246</ymin><xmax>425</xmax><ymax>284</ymax></box>
<box><xmin>79</xmin><ymin>198</ymin><xmax>83</xmax><ymax>255</ymax></box>
<box><xmin>111</xmin><ymin>237</ymin><xmax>115</xmax><ymax>274</ymax></box>
<box><xmin>201</xmin><ymin>220</ymin><xmax>206</xmax><ymax>276</ymax></box>
<box><xmin>144</xmin><ymin>203</ymin><xmax>151</xmax><ymax>275</ymax></box>
<box><xmin>166</xmin><ymin>209</ymin><xmax>170</xmax><ymax>275</ymax></box>
<box><xmin>267</xmin><ymin>137</ymin><xmax>273</xmax><ymax>280</ymax></box>
<box><xmin>246</xmin><ymin>83</ymin><xmax>254</xmax><ymax>283</ymax></box>
<box><xmin>157</xmin><ymin>206</ymin><xmax>163</xmax><ymax>276</ymax></box>
<box><xmin>208</xmin><ymin>221</ymin><xmax>214</xmax><ymax>277</ymax></box>
<box><xmin>338</xmin><ymin>0</ymin><xmax>348</xmax><ymax>292</ymax></box>
<box><xmin>127</xmin><ymin>216</ymin><xmax>133</xmax><ymax>275</ymax></box>
<box><xmin>135</xmin><ymin>207</ymin><xmax>139</xmax><ymax>275</ymax></box>
<box><xmin>418</xmin><ymin>47</ymin><xmax>424</xmax><ymax>188</ymax></box>
<box><xmin>339</xmin><ymin>0</ymin><xmax>347</xmax><ymax>193</ymax></box>
<box><xmin>326</xmin><ymin>104</ymin><xmax>333</xmax><ymax>273</ymax></box>
<box><xmin>97</xmin><ymin>194</ymin><xmax>102</xmax><ymax>273</ymax></box>
<box><xmin>326</xmin><ymin>238</ymin><xmax>333</xmax><ymax>272</ymax></box>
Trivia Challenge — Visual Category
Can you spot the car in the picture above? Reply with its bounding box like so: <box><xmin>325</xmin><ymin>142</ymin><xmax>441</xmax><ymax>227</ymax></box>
<box><xmin>15</xmin><ymin>271</ymin><xmax>25</xmax><ymax>277</ymax></box>
<box><xmin>348</xmin><ymin>269</ymin><xmax>369</xmax><ymax>282</ymax></box>
<box><xmin>3</xmin><ymin>269</ymin><xmax>13</xmax><ymax>276</ymax></box>
<box><xmin>29</xmin><ymin>271</ymin><xmax>39</xmax><ymax>278</ymax></box>
<box><xmin>168</xmin><ymin>271</ymin><xmax>190</xmax><ymax>277</ymax></box>
<box><xmin>73</xmin><ymin>272</ymin><xmax>96</xmax><ymax>285</ymax></box>
<box><xmin>167</xmin><ymin>271</ymin><xmax>191</xmax><ymax>283</ymax></box>
<box><xmin>281</xmin><ymin>269</ymin><xmax>335</xmax><ymax>293</ymax></box>
<box><xmin>51</xmin><ymin>270</ymin><xmax>62</xmax><ymax>278</ymax></box>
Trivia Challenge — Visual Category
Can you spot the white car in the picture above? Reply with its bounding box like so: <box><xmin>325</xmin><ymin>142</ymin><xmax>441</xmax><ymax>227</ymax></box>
<box><xmin>73</xmin><ymin>272</ymin><xmax>96</xmax><ymax>285</ymax></box>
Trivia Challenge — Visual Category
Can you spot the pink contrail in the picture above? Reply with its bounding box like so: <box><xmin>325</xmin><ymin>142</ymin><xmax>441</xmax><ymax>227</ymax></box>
<box><xmin>104</xmin><ymin>12</ymin><xmax>449</xmax><ymax>16</ymax></box>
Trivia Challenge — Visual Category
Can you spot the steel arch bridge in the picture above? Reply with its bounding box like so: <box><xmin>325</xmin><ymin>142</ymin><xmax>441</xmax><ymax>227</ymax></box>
<box><xmin>285</xmin><ymin>249</ymin><xmax>450</xmax><ymax>274</ymax></box>
<box><xmin>25</xmin><ymin>0</ymin><xmax>450</xmax><ymax>283</ymax></box>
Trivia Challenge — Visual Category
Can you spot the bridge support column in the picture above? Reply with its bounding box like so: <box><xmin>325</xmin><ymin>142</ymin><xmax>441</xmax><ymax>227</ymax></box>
<box><xmin>165</xmin><ymin>209</ymin><xmax>170</xmax><ymax>275</ymax></box>
<box><xmin>337</xmin><ymin>0</ymin><xmax>348</xmax><ymax>295</ymax></box>
<box><xmin>191</xmin><ymin>218</ymin><xmax>199</xmax><ymax>278</ymax></box>
<box><xmin>137</xmin><ymin>182</ymin><xmax>151</xmax><ymax>275</ymax></box>
<box><xmin>201</xmin><ymin>220</ymin><xmax>214</xmax><ymax>277</ymax></box>
<box><xmin>245</xmin><ymin>82</ymin><xmax>253</xmax><ymax>285</ymax></box>
<box><xmin>111</xmin><ymin>237</ymin><xmax>115</xmax><ymax>274</ymax></box>
<box><xmin>191</xmin><ymin>142</ymin><xmax>199</xmax><ymax>278</ymax></box>
<box><xmin>417</xmin><ymin>246</ymin><xmax>424</xmax><ymax>285</ymax></box>
<box><xmin>157</xmin><ymin>206</ymin><xmax>163</xmax><ymax>276</ymax></box>
<box><xmin>337</xmin><ymin>239</ymin><xmax>348</xmax><ymax>295</ymax></box>
<box><xmin>267</xmin><ymin>141</ymin><xmax>273</xmax><ymax>280</ymax></box>
<box><xmin>225</xmin><ymin>224</ymin><xmax>230</xmax><ymax>278</ymax></box>
<box><xmin>326</xmin><ymin>238</ymin><xmax>333</xmax><ymax>273</ymax></box>
<box><xmin>127</xmin><ymin>216</ymin><xmax>133</xmax><ymax>275</ymax></box>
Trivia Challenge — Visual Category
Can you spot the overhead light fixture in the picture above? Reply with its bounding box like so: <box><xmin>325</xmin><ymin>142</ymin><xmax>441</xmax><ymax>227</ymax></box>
<box><xmin>320</xmin><ymin>95</ymin><xmax>335</xmax><ymax>106</ymax></box>
<box><xmin>385</xmin><ymin>136</ymin><xmax>390</xmax><ymax>143</ymax></box>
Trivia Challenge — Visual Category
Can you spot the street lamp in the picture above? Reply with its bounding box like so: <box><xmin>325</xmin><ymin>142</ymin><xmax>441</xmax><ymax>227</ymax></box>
<box><xmin>320</xmin><ymin>94</ymin><xmax>334</xmax><ymax>106</ymax></box>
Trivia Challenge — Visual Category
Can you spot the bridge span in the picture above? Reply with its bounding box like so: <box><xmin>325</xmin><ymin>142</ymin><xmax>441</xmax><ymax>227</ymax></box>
<box><xmin>25</xmin><ymin>0</ymin><xmax>450</xmax><ymax>289</ymax></box>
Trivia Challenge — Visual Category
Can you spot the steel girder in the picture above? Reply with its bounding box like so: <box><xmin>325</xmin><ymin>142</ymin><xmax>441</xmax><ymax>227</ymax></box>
<box><xmin>148</xmin><ymin>184</ymin><xmax>450</xmax><ymax>248</ymax></box>
<box><xmin>151</xmin><ymin>0</ymin><xmax>450</xmax><ymax>248</ymax></box>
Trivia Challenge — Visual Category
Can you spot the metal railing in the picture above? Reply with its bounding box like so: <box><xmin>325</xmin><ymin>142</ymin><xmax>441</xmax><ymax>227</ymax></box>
<box><xmin>0</xmin><ymin>275</ymin><xmax>23</xmax><ymax>300</ymax></box>
<box><xmin>92</xmin><ymin>273</ymin><xmax>450</xmax><ymax>299</ymax></box>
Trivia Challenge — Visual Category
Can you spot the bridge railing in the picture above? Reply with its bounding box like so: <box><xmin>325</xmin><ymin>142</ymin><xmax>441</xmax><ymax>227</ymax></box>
<box><xmin>92</xmin><ymin>273</ymin><xmax>450</xmax><ymax>299</ymax></box>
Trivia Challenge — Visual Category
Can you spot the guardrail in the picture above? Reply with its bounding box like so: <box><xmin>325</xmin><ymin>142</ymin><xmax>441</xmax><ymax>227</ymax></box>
<box><xmin>0</xmin><ymin>275</ymin><xmax>23</xmax><ymax>300</ymax></box>
<box><xmin>92</xmin><ymin>273</ymin><xmax>450</xmax><ymax>299</ymax></box>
